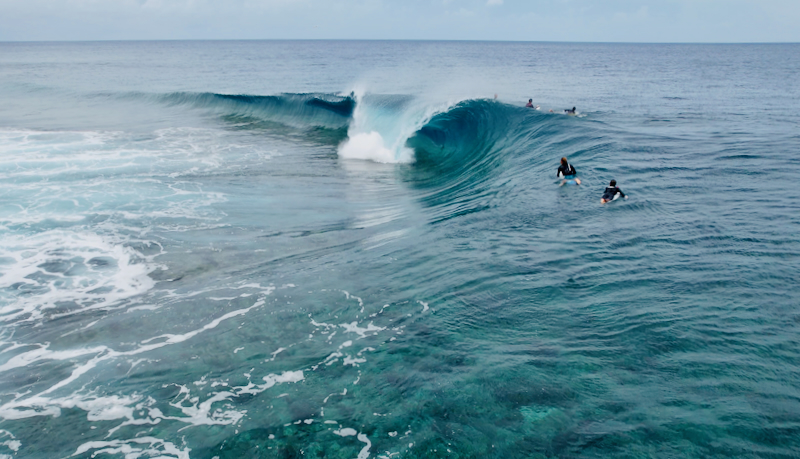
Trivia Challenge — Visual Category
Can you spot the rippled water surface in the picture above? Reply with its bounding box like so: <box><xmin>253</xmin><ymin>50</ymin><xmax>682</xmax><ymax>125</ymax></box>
<box><xmin>0</xmin><ymin>41</ymin><xmax>799</xmax><ymax>458</ymax></box>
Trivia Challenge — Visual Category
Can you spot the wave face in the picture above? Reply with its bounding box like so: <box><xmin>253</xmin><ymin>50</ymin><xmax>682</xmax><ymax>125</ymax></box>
<box><xmin>336</xmin><ymin>95</ymin><xmax>598</xmax><ymax>222</ymax></box>
<box><xmin>159</xmin><ymin>91</ymin><xmax>354</xmax><ymax>124</ymax></box>
<box><xmin>409</xmin><ymin>99</ymin><xmax>527</xmax><ymax>178</ymax></box>
<box><xmin>141</xmin><ymin>91</ymin><xmax>356</xmax><ymax>143</ymax></box>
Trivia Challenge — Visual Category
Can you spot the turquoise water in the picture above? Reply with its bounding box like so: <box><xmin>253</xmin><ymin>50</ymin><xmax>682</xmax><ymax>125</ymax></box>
<box><xmin>0</xmin><ymin>41</ymin><xmax>799</xmax><ymax>458</ymax></box>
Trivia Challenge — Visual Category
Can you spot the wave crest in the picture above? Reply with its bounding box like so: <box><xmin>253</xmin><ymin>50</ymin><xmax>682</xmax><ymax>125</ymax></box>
<box><xmin>141</xmin><ymin>91</ymin><xmax>356</xmax><ymax>134</ymax></box>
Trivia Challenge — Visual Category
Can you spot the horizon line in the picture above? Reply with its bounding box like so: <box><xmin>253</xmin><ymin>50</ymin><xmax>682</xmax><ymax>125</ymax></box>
<box><xmin>1</xmin><ymin>38</ymin><xmax>798</xmax><ymax>45</ymax></box>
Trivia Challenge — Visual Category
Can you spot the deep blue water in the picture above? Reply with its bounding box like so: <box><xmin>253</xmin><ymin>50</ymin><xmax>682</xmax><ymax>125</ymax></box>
<box><xmin>0</xmin><ymin>40</ymin><xmax>799</xmax><ymax>458</ymax></box>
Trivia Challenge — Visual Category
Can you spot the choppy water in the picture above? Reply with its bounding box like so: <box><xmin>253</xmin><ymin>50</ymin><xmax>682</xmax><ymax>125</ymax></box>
<box><xmin>0</xmin><ymin>41</ymin><xmax>799</xmax><ymax>458</ymax></box>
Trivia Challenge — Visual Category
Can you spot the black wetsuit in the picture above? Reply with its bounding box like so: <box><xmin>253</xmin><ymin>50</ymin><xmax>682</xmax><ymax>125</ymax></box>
<box><xmin>602</xmin><ymin>186</ymin><xmax>625</xmax><ymax>201</ymax></box>
<box><xmin>557</xmin><ymin>164</ymin><xmax>576</xmax><ymax>178</ymax></box>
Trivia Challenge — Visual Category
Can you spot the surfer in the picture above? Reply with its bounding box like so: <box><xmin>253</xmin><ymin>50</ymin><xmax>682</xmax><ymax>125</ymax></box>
<box><xmin>557</xmin><ymin>157</ymin><xmax>576</xmax><ymax>178</ymax></box>
<box><xmin>557</xmin><ymin>157</ymin><xmax>581</xmax><ymax>186</ymax></box>
<box><xmin>601</xmin><ymin>180</ymin><xmax>627</xmax><ymax>203</ymax></box>
<box><xmin>526</xmin><ymin>99</ymin><xmax>540</xmax><ymax>110</ymax></box>
<box><xmin>565</xmin><ymin>107</ymin><xmax>577</xmax><ymax>115</ymax></box>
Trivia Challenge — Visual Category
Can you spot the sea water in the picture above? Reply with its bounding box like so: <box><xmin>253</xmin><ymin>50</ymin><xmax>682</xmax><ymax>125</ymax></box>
<box><xmin>0</xmin><ymin>40</ymin><xmax>799</xmax><ymax>458</ymax></box>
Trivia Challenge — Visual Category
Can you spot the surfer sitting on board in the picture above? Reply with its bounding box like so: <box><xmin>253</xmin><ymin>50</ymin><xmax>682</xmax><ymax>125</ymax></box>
<box><xmin>565</xmin><ymin>107</ymin><xmax>577</xmax><ymax>115</ymax></box>
<box><xmin>601</xmin><ymin>180</ymin><xmax>627</xmax><ymax>203</ymax></box>
<box><xmin>557</xmin><ymin>157</ymin><xmax>581</xmax><ymax>186</ymax></box>
<box><xmin>526</xmin><ymin>99</ymin><xmax>534</xmax><ymax>108</ymax></box>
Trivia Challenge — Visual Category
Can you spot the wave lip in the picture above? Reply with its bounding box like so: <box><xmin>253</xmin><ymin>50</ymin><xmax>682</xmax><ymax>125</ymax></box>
<box><xmin>337</xmin><ymin>92</ymin><xmax>449</xmax><ymax>164</ymax></box>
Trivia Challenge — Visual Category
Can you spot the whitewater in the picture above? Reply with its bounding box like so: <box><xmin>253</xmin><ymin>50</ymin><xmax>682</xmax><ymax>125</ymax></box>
<box><xmin>0</xmin><ymin>40</ymin><xmax>799</xmax><ymax>458</ymax></box>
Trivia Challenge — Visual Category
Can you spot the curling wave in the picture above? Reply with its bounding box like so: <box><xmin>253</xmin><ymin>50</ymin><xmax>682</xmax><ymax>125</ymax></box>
<box><xmin>404</xmin><ymin>99</ymin><xmax>552</xmax><ymax>218</ymax></box>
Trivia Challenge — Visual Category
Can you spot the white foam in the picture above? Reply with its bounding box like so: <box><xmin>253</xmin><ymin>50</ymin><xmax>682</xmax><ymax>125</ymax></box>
<box><xmin>78</xmin><ymin>396</ymin><xmax>141</xmax><ymax>421</ymax></box>
<box><xmin>356</xmin><ymin>433</ymin><xmax>372</xmax><ymax>459</ymax></box>
<box><xmin>0</xmin><ymin>292</ymin><xmax>277</xmax><ymax>424</ymax></box>
<box><xmin>168</xmin><ymin>385</ymin><xmax>244</xmax><ymax>427</ymax></box>
<box><xmin>332</xmin><ymin>428</ymin><xmax>372</xmax><ymax>459</ymax></box>
<box><xmin>343</xmin><ymin>356</ymin><xmax>367</xmax><ymax>366</ymax></box>
<box><xmin>0</xmin><ymin>282</ymin><xmax>407</xmax><ymax>456</ymax></box>
<box><xmin>339</xmin><ymin>131</ymin><xmax>398</xmax><ymax>163</ymax></box>
<box><xmin>323</xmin><ymin>389</ymin><xmax>347</xmax><ymax>404</ymax></box>
<box><xmin>0</xmin><ymin>430</ymin><xmax>20</xmax><ymax>454</ymax></box>
<box><xmin>0</xmin><ymin>231</ymin><xmax>161</xmax><ymax>325</ymax></box>
<box><xmin>0</xmin><ymin>128</ymin><xmax>232</xmax><ymax>229</ymax></box>
<box><xmin>269</xmin><ymin>347</ymin><xmax>286</xmax><ymax>361</ymax></box>
<box><xmin>333</xmin><ymin>427</ymin><xmax>357</xmax><ymax>437</ymax></box>
<box><xmin>0</xmin><ymin>344</ymin><xmax>107</xmax><ymax>373</ymax></box>
<box><xmin>337</xmin><ymin>91</ymin><xmax>458</xmax><ymax>164</ymax></box>
<box><xmin>340</xmin><ymin>321</ymin><xmax>386</xmax><ymax>338</ymax></box>
<box><xmin>418</xmin><ymin>300</ymin><xmax>429</xmax><ymax>312</ymax></box>
<box><xmin>73</xmin><ymin>437</ymin><xmax>190</xmax><ymax>459</ymax></box>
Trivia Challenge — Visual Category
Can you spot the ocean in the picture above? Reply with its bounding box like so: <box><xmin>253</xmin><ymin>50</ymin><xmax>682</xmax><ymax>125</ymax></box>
<box><xmin>0</xmin><ymin>40</ymin><xmax>799</xmax><ymax>458</ymax></box>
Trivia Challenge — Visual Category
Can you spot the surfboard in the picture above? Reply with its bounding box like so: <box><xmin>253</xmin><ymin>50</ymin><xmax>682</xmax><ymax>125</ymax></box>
<box><xmin>559</xmin><ymin>177</ymin><xmax>581</xmax><ymax>186</ymax></box>
<box><xmin>601</xmin><ymin>192</ymin><xmax>621</xmax><ymax>203</ymax></box>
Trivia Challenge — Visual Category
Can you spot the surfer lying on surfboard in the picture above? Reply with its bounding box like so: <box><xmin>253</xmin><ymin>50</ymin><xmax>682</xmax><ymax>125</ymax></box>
<box><xmin>557</xmin><ymin>157</ymin><xmax>581</xmax><ymax>186</ymax></box>
<box><xmin>601</xmin><ymin>180</ymin><xmax>627</xmax><ymax>203</ymax></box>
<box><xmin>548</xmin><ymin>106</ymin><xmax>577</xmax><ymax>114</ymax></box>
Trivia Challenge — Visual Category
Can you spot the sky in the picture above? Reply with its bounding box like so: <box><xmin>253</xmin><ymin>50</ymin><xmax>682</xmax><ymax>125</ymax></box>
<box><xmin>1</xmin><ymin>0</ymin><xmax>798</xmax><ymax>43</ymax></box>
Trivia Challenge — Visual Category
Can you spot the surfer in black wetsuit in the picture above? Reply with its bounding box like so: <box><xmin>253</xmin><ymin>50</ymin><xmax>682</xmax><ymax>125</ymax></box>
<box><xmin>526</xmin><ymin>99</ymin><xmax>534</xmax><ymax>108</ymax></box>
<box><xmin>565</xmin><ymin>107</ymin><xmax>576</xmax><ymax>115</ymax></box>
<box><xmin>601</xmin><ymin>180</ymin><xmax>627</xmax><ymax>203</ymax></box>
<box><xmin>557</xmin><ymin>157</ymin><xmax>581</xmax><ymax>185</ymax></box>
<box><xmin>557</xmin><ymin>157</ymin><xmax>576</xmax><ymax>177</ymax></box>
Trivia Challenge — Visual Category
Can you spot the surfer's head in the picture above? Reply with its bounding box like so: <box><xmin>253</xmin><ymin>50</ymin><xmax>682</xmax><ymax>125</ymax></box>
<box><xmin>610</xmin><ymin>180</ymin><xmax>616</xmax><ymax>186</ymax></box>
<box><xmin>561</xmin><ymin>157</ymin><xmax>568</xmax><ymax>166</ymax></box>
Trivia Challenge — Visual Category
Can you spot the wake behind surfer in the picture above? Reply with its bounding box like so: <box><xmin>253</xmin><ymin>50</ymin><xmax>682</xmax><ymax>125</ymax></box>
<box><xmin>601</xmin><ymin>180</ymin><xmax>627</xmax><ymax>203</ymax></box>
<box><xmin>557</xmin><ymin>157</ymin><xmax>581</xmax><ymax>185</ymax></box>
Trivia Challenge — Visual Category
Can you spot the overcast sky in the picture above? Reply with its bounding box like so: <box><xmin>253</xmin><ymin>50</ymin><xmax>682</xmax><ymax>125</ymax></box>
<box><xmin>1</xmin><ymin>0</ymin><xmax>798</xmax><ymax>43</ymax></box>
